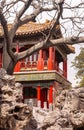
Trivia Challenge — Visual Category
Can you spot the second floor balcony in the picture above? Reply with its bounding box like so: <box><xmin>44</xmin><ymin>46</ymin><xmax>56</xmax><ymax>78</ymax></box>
<box><xmin>15</xmin><ymin>59</ymin><xmax>67</xmax><ymax>79</ymax></box>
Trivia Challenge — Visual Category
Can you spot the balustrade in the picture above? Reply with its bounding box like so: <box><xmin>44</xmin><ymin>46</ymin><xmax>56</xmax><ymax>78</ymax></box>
<box><xmin>19</xmin><ymin>60</ymin><xmax>67</xmax><ymax>78</ymax></box>
<box><xmin>20</xmin><ymin>61</ymin><xmax>37</xmax><ymax>70</ymax></box>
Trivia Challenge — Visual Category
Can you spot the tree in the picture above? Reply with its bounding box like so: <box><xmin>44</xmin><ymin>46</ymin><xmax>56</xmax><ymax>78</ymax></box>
<box><xmin>72</xmin><ymin>47</ymin><xmax>84</xmax><ymax>87</ymax></box>
<box><xmin>0</xmin><ymin>0</ymin><xmax>84</xmax><ymax>74</ymax></box>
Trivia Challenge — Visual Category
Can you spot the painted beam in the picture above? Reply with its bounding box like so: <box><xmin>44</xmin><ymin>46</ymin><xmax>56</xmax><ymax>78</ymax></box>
<box><xmin>14</xmin><ymin>70</ymin><xmax>71</xmax><ymax>86</ymax></box>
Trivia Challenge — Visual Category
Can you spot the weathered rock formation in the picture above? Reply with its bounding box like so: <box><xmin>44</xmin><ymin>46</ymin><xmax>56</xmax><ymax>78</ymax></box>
<box><xmin>0</xmin><ymin>68</ymin><xmax>36</xmax><ymax>130</ymax></box>
<box><xmin>40</xmin><ymin>87</ymin><xmax>84</xmax><ymax>130</ymax></box>
<box><xmin>0</xmin><ymin>68</ymin><xmax>84</xmax><ymax>130</ymax></box>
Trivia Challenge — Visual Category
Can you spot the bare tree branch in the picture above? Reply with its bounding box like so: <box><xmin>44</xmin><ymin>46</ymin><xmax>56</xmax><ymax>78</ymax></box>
<box><xmin>16</xmin><ymin>36</ymin><xmax>84</xmax><ymax>61</ymax></box>
<box><xmin>0</xmin><ymin>10</ymin><xmax>14</xmax><ymax>59</ymax></box>
<box><xmin>14</xmin><ymin>0</ymin><xmax>64</xmax><ymax>61</ymax></box>
<box><xmin>45</xmin><ymin>0</ymin><xmax>64</xmax><ymax>41</ymax></box>
<box><xmin>16</xmin><ymin>0</ymin><xmax>32</xmax><ymax>20</ymax></box>
<box><xmin>9</xmin><ymin>0</ymin><xmax>32</xmax><ymax>41</ymax></box>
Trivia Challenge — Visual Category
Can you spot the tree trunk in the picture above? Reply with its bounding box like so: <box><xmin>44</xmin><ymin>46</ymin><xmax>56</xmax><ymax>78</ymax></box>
<box><xmin>3</xmin><ymin>42</ymin><xmax>15</xmax><ymax>75</ymax></box>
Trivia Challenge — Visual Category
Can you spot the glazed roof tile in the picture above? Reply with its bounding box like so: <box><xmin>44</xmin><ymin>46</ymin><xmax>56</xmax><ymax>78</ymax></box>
<box><xmin>0</xmin><ymin>20</ymin><xmax>60</xmax><ymax>37</ymax></box>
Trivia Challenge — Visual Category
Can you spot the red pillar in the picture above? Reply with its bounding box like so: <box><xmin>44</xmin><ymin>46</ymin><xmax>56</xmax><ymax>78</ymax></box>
<box><xmin>49</xmin><ymin>85</ymin><xmax>53</xmax><ymax>104</ymax></box>
<box><xmin>37</xmin><ymin>86</ymin><xmax>41</xmax><ymax>108</ymax></box>
<box><xmin>53</xmin><ymin>47</ymin><xmax>55</xmax><ymax>69</ymax></box>
<box><xmin>48</xmin><ymin>47</ymin><xmax>53</xmax><ymax>70</ymax></box>
<box><xmin>63</xmin><ymin>58</ymin><xmax>67</xmax><ymax>78</ymax></box>
<box><xmin>37</xmin><ymin>50</ymin><xmax>44</xmax><ymax>70</ymax></box>
<box><xmin>14</xmin><ymin>44</ymin><xmax>20</xmax><ymax>72</ymax></box>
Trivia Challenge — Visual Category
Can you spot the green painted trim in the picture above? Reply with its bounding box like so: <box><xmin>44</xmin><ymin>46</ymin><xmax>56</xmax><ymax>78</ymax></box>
<box><xmin>14</xmin><ymin>71</ymin><xmax>71</xmax><ymax>86</ymax></box>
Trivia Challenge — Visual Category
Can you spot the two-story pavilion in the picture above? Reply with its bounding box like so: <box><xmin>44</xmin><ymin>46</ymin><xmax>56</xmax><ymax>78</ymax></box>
<box><xmin>0</xmin><ymin>20</ymin><xmax>74</xmax><ymax>110</ymax></box>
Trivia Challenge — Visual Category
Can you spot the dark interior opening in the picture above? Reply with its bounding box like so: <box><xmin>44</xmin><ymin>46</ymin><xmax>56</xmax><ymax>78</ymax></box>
<box><xmin>14</xmin><ymin>106</ymin><xmax>21</xmax><ymax>112</ymax></box>
<box><xmin>13</xmin><ymin>114</ymin><xmax>19</xmax><ymax>120</ymax></box>
<box><xmin>0</xmin><ymin>128</ymin><xmax>6</xmax><ymax>130</ymax></box>
<box><xmin>74</xmin><ymin>127</ymin><xmax>84</xmax><ymax>130</ymax></box>
<box><xmin>23</xmin><ymin>87</ymin><xmax>37</xmax><ymax>98</ymax></box>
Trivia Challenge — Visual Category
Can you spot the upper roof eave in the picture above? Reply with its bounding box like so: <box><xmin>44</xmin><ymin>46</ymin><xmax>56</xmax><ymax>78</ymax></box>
<box><xmin>0</xmin><ymin>20</ymin><xmax>75</xmax><ymax>53</ymax></box>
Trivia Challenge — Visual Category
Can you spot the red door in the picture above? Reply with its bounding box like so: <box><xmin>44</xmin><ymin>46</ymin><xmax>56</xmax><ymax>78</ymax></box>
<box><xmin>41</xmin><ymin>88</ymin><xmax>48</xmax><ymax>108</ymax></box>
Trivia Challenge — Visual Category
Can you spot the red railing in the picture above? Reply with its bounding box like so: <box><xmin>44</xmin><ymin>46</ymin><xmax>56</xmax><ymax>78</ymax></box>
<box><xmin>20</xmin><ymin>61</ymin><xmax>37</xmax><ymax>71</ymax></box>
<box><xmin>19</xmin><ymin>60</ymin><xmax>67</xmax><ymax>78</ymax></box>
<box><xmin>20</xmin><ymin>60</ymin><xmax>48</xmax><ymax>71</ymax></box>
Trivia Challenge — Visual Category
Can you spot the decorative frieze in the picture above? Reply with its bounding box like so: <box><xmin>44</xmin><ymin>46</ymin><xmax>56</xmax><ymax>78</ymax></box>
<box><xmin>14</xmin><ymin>70</ymin><xmax>71</xmax><ymax>86</ymax></box>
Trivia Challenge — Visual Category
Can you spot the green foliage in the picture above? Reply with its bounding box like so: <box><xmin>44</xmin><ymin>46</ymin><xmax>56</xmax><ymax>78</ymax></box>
<box><xmin>80</xmin><ymin>77</ymin><xmax>84</xmax><ymax>87</ymax></box>
<box><xmin>72</xmin><ymin>47</ymin><xmax>84</xmax><ymax>87</ymax></box>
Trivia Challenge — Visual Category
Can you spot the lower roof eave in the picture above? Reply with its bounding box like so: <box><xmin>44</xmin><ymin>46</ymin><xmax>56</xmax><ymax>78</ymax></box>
<box><xmin>14</xmin><ymin>70</ymin><xmax>71</xmax><ymax>87</ymax></box>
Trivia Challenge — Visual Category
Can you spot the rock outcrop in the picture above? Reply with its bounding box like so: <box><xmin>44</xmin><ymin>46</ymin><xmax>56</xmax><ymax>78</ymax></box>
<box><xmin>0</xmin><ymin>68</ymin><xmax>84</xmax><ymax>130</ymax></box>
<box><xmin>0</xmin><ymin>68</ymin><xmax>34</xmax><ymax>130</ymax></box>
<box><xmin>40</xmin><ymin>87</ymin><xmax>84</xmax><ymax>130</ymax></box>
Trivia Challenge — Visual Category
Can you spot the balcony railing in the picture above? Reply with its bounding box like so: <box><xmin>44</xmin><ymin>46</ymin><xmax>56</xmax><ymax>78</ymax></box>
<box><xmin>20</xmin><ymin>60</ymin><xmax>48</xmax><ymax>71</ymax></box>
<box><xmin>20</xmin><ymin>61</ymin><xmax>37</xmax><ymax>71</ymax></box>
<box><xmin>19</xmin><ymin>60</ymin><xmax>67</xmax><ymax>78</ymax></box>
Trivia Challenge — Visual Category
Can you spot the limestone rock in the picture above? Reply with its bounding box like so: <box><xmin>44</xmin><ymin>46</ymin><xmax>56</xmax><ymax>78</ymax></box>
<box><xmin>0</xmin><ymin>68</ymin><xmax>84</xmax><ymax>130</ymax></box>
<box><xmin>0</xmin><ymin>68</ymin><xmax>33</xmax><ymax>130</ymax></box>
<box><xmin>39</xmin><ymin>87</ymin><xmax>84</xmax><ymax>130</ymax></box>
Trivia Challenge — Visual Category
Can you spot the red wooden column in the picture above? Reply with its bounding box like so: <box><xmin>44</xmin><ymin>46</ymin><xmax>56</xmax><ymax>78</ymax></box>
<box><xmin>43</xmin><ymin>50</ymin><xmax>46</xmax><ymax>69</ymax></box>
<box><xmin>14</xmin><ymin>44</ymin><xmax>20</xmax><ymax>72</ymax></box>
<box><xmin>63</xmin><ymin>58</ymin><xmax>67</xmax><ymax>78</ymax></box>
<box><xmin>48</xmin><ymin>47</ymin><xmax>53</xmax><ymax>70</ymax></box>
<box><xmin>37</xmin><ymin>86</ymin><xmax>41</xmax><ymax>108</ymax></box>
<box><xmin>37</xmin><ymin>50</ymin><xmax>44</xmax><ymax>70</ymax></box>
<box><xmin>49</xmin><ymin>85</ymin><xmax>53</xmax><ymax>111</ymax></box>
<box><xmin>53</xmin><ymin>47</ymin><xmax>55</xmax><ymax>69</ymax></box>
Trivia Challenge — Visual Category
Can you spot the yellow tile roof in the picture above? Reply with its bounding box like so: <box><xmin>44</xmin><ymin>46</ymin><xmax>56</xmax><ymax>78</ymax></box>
<box><xmin>0</xmin><ymin>20</ymin><xmax>75</xmax><ymax>53</ymax></box>
<box><xmin>0</xmin><ymin>20</ymin><xmax>60</xmax><ymax>37</ymax></box>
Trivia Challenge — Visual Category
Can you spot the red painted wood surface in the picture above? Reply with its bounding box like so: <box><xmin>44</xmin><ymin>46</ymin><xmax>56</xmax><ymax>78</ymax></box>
<box><xmin>37</xmin><ymin>50</ymin><xmax>44</xmax><ymax>70</ymax></box>
<box><xmin>41</xmin><ymin>88</ymin><xmax>48</xmax><ymax>108</ymax></box>
<box><xmin>49</xmin><ymin>85</ymin><xmax>53</xmax><ymax>104</ymax></box>
<box><xmin>48</xmin><ymin>47</ymin><xmax>55</xmax><ymax>70</ymax></box>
